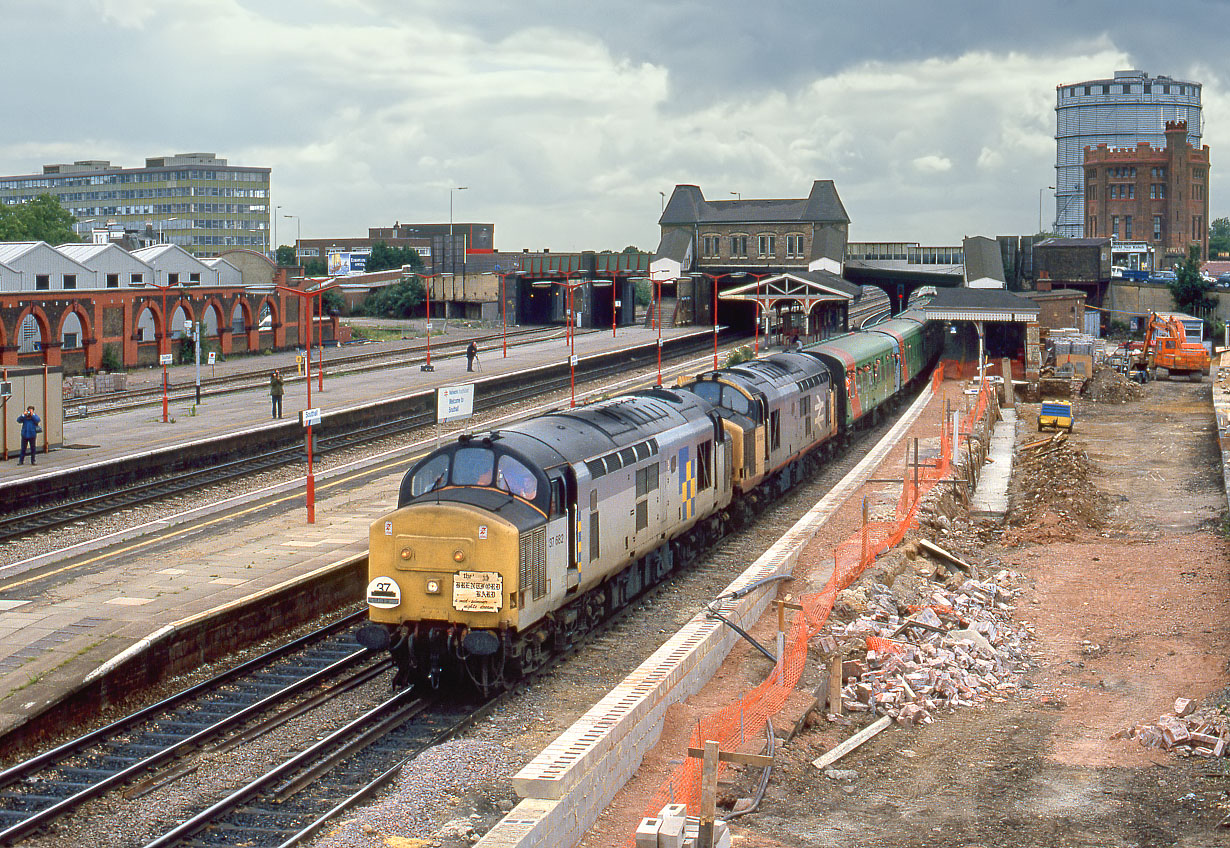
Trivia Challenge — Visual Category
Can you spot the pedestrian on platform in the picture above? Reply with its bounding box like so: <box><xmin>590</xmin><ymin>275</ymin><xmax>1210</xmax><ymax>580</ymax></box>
<box><xmin>466</xmin><ymin>341</ymin><xmax>479</xmax><ymax>372</ymax></box>
<box><xmin>270</xmin><ymin>369</ymin><xmax>284</xmax><ymax>419</ymax></box>
<box><xmin>17</xmin><ymin>405</ymin><xmax>39</xmax><ymax>465</ymax></box>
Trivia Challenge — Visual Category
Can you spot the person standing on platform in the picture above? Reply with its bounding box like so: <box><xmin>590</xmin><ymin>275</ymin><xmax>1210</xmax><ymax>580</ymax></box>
<box><xmin>466</xmin><ymin>341</ymin><xmax>479</xmax><ymax>372</ymax></box>
<box><xmin>17</xmin><ymin>405</ymin><xmax>39</xmax><ymax>465</ymax></box>
<box><xmin>270</xmin><ymin>369</ymin><xmax>284</xmax><ymax>419</ymax></box>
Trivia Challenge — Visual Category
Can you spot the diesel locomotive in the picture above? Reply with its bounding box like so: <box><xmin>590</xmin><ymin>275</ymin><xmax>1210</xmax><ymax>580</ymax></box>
<box><xmin>357</xmin><ymin>311</ymin><xmax>943</xmax><ymax>692</ymax></box>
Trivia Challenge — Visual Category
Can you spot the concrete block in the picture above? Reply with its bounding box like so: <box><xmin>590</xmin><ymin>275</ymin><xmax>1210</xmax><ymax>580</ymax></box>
<box><xmin>635</xmin><ymin>818</ymin><xmax>661</xmax><ymax>848</ymax></box>
<box><xmin>657</xmin><ymin>813</ymin><xmax>684</xmax><ymax>848</ymax></box>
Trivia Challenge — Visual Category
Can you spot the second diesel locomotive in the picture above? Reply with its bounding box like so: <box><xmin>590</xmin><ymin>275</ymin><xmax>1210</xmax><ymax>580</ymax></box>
<box><xmin>357</xmin><ymin>311</ymin><xmax>942</xmax><ymax>691</ymax></box>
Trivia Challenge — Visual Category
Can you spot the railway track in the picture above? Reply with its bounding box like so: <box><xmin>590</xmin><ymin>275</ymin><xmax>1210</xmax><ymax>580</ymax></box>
<box><xmin>0</xmin><ymin>334</ymin><xmax>720</xmax><ymax>544</ymax></box>
<box><xmin>64</xmin><ymin>325</ymin><xmax>561</xmax><ymax>419</ymax></box>
<box><xmin>142</xmin><ymin>692</ymin><xmax>483</xmax><ymax>848</ymax></box>
<box><xmin>0</xmin><ymin>611</ymin><xmax>378</xmax><ymax>846</ymax></box>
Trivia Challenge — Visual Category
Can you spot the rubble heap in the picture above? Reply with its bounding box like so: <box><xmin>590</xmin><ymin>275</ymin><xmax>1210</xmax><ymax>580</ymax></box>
<box><xmin>1119</xmin><ymin>698</ymin><xmax>1230</xmax><ymax>758</ymax></box>
<box><xmin>1080</xmin><ymin>367</ymin><xmax>1145</xmax><ymax>403</ymax></box>
<box><xmin>1004</xmin><ymin>435</ymin><xmax>1110</xmax><ymax>545</ymax></box>
<box><xmin>827</xmin><ymin>571</ymin><xmax>1030</xmax><ymax>727</ymax></box>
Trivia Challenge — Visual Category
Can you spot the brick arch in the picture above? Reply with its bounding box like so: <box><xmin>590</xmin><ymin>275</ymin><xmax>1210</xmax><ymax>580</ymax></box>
<box><xmin>13</xmin><ymin>305</ymin><xmax>57</xmax><ymax>365</ymax></box>
<box><xmin>254</xmin><ymin>295</ymin><xmax>281</xmax><ymax>351</ymax></box>
<box><xmin>133</xmin><ymin>298</ymin><xmax>165</xmax><ymax>342</ymax></box>
<box><xmin>201</xmin><ymin>296</ymin><xmax>227</xmax><ymax>337</ymax></box>
<box><xmin>55</xmin><ymin>302</ymin><xmax>94</xmax><ymax>342</ymax></box>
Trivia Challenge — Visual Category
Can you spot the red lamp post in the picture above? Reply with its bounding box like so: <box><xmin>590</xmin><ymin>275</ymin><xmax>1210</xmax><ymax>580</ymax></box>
<box><xmin>148</xmin><ymin>279</ymin><xmax>182</xmax><ymax>423</ymax></box>
<box><xmin>276</xmin><ymin>280</ymin><xmax>336</xmax><ymax>524</ymax></box>
<box><xmin>698</xmin><ymin>272</ymin><xmax>738</xmax><ymax>370</ymax></box>
<box><xmin>552</xmin><ymin>271</ymin><xmax>586</xmax><ymax>407</ymax></box>
<box><xmin>746</xmin><ymin>272</ymin><xmax>771</xmax><ymax>354</ymax></box>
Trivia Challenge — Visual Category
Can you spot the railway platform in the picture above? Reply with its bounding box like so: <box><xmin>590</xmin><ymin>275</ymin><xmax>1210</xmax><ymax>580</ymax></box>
<box><xmin>0</xmin><ymin>324</ymin><xmax>700</xmax><ymax>483</ymax></box>
<box><xmin>0</xmin><ymin>325</ymin><xmax>717</xmax><ymax>747</ymax></box>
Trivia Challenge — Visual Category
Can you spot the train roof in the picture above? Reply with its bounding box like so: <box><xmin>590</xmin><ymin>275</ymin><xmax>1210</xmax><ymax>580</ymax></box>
<box><xmin>492</xmin><ymin>389</ymin><xmax>711</xmax><ymax>468</ymax></box>
<box><xmin>803</xmin><ymin>330</ymin><xmax>897</xmax><ymax>368</ymax></box>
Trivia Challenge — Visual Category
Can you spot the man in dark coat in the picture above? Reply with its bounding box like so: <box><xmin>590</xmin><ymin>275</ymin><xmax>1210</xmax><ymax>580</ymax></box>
<box><xmin>17</xmin><ymin>405</ymin><xmax>39</xmax><ymax>465</ymax></box>
<box><xmin>466</xmin><ymin>341</ymin><xmax>479</xmax><ymax>372</ymax></box>
<box><xmin>270</xmin><ymin>370</ymin><xmax>284</xmax><ymax>418</ymax></box>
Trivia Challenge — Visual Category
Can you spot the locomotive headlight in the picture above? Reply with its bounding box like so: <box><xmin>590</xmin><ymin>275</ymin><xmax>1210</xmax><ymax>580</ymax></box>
<box><xmin>425</xmin><ymin>579</ymin><xmax>441</xmax><ymax>594</ymax></box>
<box><xmin>453</xmin><ymin>549</ymin><xmax>466</xmax><ymax>562</ymax></box>
<box><xmin>400</xmin><ymin>547</ymin><xmax>412</xmax><ymax>560</ymax></box>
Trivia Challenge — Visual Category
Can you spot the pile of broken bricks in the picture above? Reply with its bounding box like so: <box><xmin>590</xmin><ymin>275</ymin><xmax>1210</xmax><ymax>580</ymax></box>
<box><xmin>1118</xmin><ymin>698</ymin><xmax>1230</xmax><ymax>758</ymax></box>
<box><xmin>820</xmin><ymin>571</ymin><xmax>1031</xmax><ymax>728</ymax></box>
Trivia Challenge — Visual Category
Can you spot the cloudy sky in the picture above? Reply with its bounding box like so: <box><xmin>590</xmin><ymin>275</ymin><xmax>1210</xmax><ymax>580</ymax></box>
<box><xmin>2</xmin><ymin>0</ymin><xmax>1226</xmax><ymax>252</ymax></box>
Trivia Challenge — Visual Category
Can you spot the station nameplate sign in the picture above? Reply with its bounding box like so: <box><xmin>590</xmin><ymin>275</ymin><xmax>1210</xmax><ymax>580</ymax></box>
<box><xmin>301</xmin><ymin>407</ymin><xmax>322</xmax><ymax>427</ymax></box>
<box><xmin>159</xmin><ymin>353</ymin><xmax>173</xmax><ymax>365</ymax></box>
<box><xmin>452</xmin><ymin>570</ymin><xmax>502</xmax><ymax>613</ymax></box>
<box><xmin>436</xmin><ymin>384</ymin><xmax>475</xmax><ymax>424</ymax></box>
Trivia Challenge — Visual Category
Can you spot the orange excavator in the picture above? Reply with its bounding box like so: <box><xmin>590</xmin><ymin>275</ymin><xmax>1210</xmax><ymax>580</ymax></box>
<box><xmin>1127</xmin><ymin>312</ymin><xmax>1210</xmax><ymax>382</ymax></box>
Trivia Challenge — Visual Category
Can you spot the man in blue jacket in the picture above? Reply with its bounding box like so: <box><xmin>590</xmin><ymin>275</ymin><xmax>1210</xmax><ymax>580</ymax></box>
<box><xmin>17</xmin><ymin>405</ymin><xmax>39</xmax><ymax>465</ymax></box>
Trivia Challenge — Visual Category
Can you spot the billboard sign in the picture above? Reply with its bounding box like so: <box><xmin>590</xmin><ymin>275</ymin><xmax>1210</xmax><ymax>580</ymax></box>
<box><xmin>327</xmin><ymin>248</ymin><xmax>371</xmax><ymax>277</ymax></box>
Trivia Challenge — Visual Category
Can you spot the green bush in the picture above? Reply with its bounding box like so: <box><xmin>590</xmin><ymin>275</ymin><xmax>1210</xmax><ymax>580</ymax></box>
<box><xmin>1107</xmin><ymin>320</ymin><xmax>1131</xmax><ymax>340</ymax></box>
<box><xmin>723</xmin><ymin>345</ymin><xmax>756</xmax><ymax>367</ymax></box>
<box><xmin>634</xmin><ymin>279</ymin><xmax>651</xmax><ymax>307</ymax></box>
<box><xmin>100</xmin><ymin>344</ymin><xmax>124</xmax><ymax>372</ymax></box>
<box><xmin>360</xmin><ymin>276</ymin><xmax>426</xmax><ymax>318</ymax></box>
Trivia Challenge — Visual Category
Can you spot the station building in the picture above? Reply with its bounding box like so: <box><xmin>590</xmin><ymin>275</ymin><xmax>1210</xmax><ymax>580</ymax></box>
<box><xmin>0</xmin><ymin>153</ymin><xmax>271</xmax><ymax>257</ymax></box>
<box><xmin>1082</xmin><ymin>120</ymin><xmax>1211</xmax><ymax>264</ymax></box>
<box><xmin>0</xmin><ymin>242</ymin><xmax>308</xmax><ymax>372</ymax></box>
<box><xmin>1055</xmin><ymin>70</ymin><xmax>1202</xmax><ymax>237</ymax></box>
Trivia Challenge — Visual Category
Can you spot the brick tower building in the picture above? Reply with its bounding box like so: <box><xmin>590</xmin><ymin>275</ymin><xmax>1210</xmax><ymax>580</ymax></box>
<box><xmin>1083</xmin><ymin>120</ymin><xmax>1210</xmax><ymax>266</ymax></box>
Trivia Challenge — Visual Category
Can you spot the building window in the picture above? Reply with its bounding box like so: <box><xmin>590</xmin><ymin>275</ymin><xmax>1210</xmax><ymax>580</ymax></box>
<box><xmin>729</xmin><ymin>235</ymin><xmax>748</xmax><ymax>258</ymax></box>
<box><xmin>63</xmin><ymin>332</ymin><xmax>79</xmax><ymax>350</ymax></box>
<box><xmin>36</xmin><ymin>274</ymin><xmax>49</xmax><ymax>290</ymax></box>
<box><xmin>702</xmin><ymin>235</ymin><xmax>720</xmax><ymax>258</ymax></box>
<box><xmin>1159</xmin><ymin>184</ymin><xmax>1166</xmax><ymax>198</ymax></box>
<box><xmin>786</xmin><ymin>234</ymin><xmax>804</xmax><ymax>259</ymax></box>
<box><xmin>63</xmin><ymin>274</ymin><xmax>76</xmax><ymax>289</ymax></box>
<box><xmin>757</xmin><ymin>235</ymin><xmax>775</xmax><ymax>258</ymax></box>
<box><xmin>131</xmin><ymin>273</ymin><xmax>143</xmax><ymax>285</ymax></box>
<box><xmin>106</xmin><ymin>273</ymin><xmax>119</xmax><ymax>288</ymax></box>
<box><xmin>189</xmin><ymin>272</ymin><xmax>200</xmax><ymax>283</ymax></box>
<box><xmin>168</xmin><ymin>273</ymin><xmax>179</xmax><ymax>284</ymax></box>
<box><xmin>1125</xmin><ymin>216</ymin><xmax>1133</xmax><ymax>239</ymax></box>
<box><xmin>1112</xmin><ymin>216</ymin><xmax>1119</xmax><ymax>238</ymax></box>
<box><xmin>1153</xmin><ymin>216</ymin><xmax>1162</xmax><ymax>241</ymax></box>
<box><xmin>1128</xmin><ymin>185</ymin><xmax>1135</xmax><ymax>199</ymax></box>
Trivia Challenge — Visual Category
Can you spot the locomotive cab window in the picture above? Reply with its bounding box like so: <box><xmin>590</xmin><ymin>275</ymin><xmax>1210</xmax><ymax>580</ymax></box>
<box><xmin>698</xmin><ymin>440</ymin><xmax>713</xmax><ymax>491</ymax></box>
<box><xmin>453</xmin><ymin>447</ymin><xmax>495</xmax><ymax>486</ymax></box>
<box><xmin>410</xmin><ymin>454</ymin><xmax>449</xmax><ymax>495</ymax></box>
<box><xmin>496</xmin><ymin>456</ymin><xmax>538</xmax><ymax>500</ymax></box>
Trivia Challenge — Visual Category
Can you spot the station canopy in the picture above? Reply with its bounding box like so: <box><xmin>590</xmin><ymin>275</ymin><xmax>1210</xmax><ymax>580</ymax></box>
<box><xmin>921</xmin><ymin>287</ymin><xmax>1039</xmax><ymax>323</ymax></box>
<box><xmin>719</xmin><ymin>270</ymin><xmax>860</xmax><ymax>312</ymax></box>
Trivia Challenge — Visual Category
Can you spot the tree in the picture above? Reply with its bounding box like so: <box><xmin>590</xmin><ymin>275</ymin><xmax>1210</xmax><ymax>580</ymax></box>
<box><xmin>360</xmin><ymin>275</ymin><xmax>426</xmax><ymax>318</ymax></box>
<box><xmin>365</xmin><ymin>242</ymin><xmax>424</xmax><ymax>273</ymax></box>
<box><xmin>321</xmin><ymin>288</ymin><xmax>346</xmax><ymax>315</ymax></box>
<box><xmin>275</xmin><ymin>245</ymin><xmax>297</xmax><ymax>266</ymax></box>
<box><xmin>1210</xmin><ymin>217</ymin><xmax>1230</xmax><ymax>258</ymax></box>
<box><xmin>1168</xmin><ymin>244</ymin><xmax>1215</xmax><ymax>315</ymax></box>
<box><xmin>0</xmin><ymin>194</ymin><xmax>80</xmax><ymax>244</ymax></box>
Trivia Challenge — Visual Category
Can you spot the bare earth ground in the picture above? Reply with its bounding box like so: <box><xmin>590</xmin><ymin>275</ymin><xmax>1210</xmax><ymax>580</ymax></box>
<box><xmin>586</xmin><ymin>377</ymin><xmax>1230</xmax><ymax>847</ymax></box>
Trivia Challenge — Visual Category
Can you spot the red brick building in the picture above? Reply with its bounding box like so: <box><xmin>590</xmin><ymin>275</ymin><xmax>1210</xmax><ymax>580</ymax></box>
<box><xmin>1083</xmin><ymin>120</ymin><xmax>1210</xmax><ymax>266</ymax></box>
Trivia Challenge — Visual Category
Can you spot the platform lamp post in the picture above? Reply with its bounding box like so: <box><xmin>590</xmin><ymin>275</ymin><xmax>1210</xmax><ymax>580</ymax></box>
<box><xmin>645</xmin><ymin>270</ymin><xmax>672</xmax><ymax>386</ymax></box>
<box><xmin>552</xmin><ymin>271</ymin><xmax>586</xmax><ymax>407</ymax></box>
<box><xmin>149</xmin><ymin>276</ymin><xmax>181</xmax><ymax>423</ymax></box>
<box><xmin>746</xmin><ymin>272</ymin><xmax>771</xmax><ymax>354</ymax></box>
<box><xmin>283</xmin><ymin>213</ymin><xmax>301</xmax><ymax>268</ymax></box>
<box><xmin>275</xmin><ymin>280</ymin><xmax>336</xmax><ymax>524</ymax></box>
<box><xmin>698</xmin><ymin>272</ymin><xmax>738</xmax><ymax>370</ymax></box>
<box><xmin>1038</xmin><ymin>186</ymin><xmax>1055</xmax><ymax>234</ymax></box>
<box><xmin>495</xmin><ymin>268</ymin><xmax>514</xmax><ymax>358</ymax></box>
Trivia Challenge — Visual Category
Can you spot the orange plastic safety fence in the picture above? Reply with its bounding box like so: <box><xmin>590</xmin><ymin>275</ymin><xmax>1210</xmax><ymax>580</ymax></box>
<box><xmin>628</xmin><ymin>365</ymin><xmax>1000</xmax><ymax>837</ymax></box>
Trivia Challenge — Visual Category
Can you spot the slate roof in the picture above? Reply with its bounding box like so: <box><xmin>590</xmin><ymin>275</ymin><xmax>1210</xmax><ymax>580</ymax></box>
<box><xmin>922</xmin><ymin>287</ymin><xmax>1040</xmax><ymax>322</ymax></box>
<box><xmin>659</xmin><ymin>180</ymin><xmax>849</xmax><ymax>226</ymax></box>
<box><xmin>654</xmin><ymin>228</ymin><xmax>692</xmax><ymax>264</ymax></box>
<box><xmin>962</xmin><ymin>236</ymin><xmax>1006</xmax><ymax>284</ymax></box>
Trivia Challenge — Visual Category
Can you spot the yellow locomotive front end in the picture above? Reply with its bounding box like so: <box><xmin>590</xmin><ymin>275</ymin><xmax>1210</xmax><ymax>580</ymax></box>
<box><xmin>358</xmin><ymin>436</ymin><xmax>556</xmax><ymax>692</ymax></box>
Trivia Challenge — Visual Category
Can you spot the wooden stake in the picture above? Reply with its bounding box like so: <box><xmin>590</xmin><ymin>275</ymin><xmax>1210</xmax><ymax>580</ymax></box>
<box><xmin>828</xmin><ymin>654</ymin><xmax>843</xmax><ymax>715</ymax></box>
<box><xmin>699</xmin><ymin>740</ymin><xmax>719</xmax><ymax>848</ymax></box>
